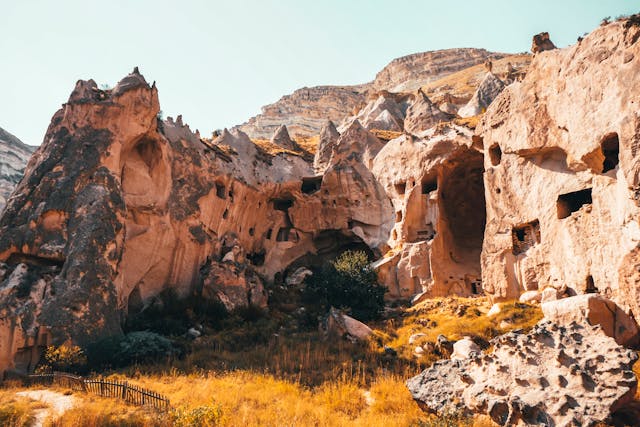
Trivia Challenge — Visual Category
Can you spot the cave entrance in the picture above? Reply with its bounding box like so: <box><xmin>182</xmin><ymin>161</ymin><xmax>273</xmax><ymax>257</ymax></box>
<box><xmin>440</xmin><ymin>149</ymin><xmax>486</xmax><ymax>268</ymax></box>
<box><xmin>601</xmin><ymin>133</ymin><xmax>619</xmax><ymax>173</ymax></box>
<box><xmin>283</xmin><ymin>230</ymin><xmax>375</xmax><ymax>282</ymax></box>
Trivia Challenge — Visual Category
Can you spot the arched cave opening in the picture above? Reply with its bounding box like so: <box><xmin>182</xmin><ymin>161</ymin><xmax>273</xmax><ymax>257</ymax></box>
<box><xmin>282</xmin><ymin>230</ymin><xmax>375</xmax><ymax>283</ymax></box>
<box><xmin>601</xmin><ymin>133</ymin><xmax>619</xmax><ymax>173</ymax></box>
<box><xmin>489</xmin><ymin>143</ymin><xmax>502</xmax><ymax>166</ymax></box>
<box><xmin>440</xmin><ymin>149</ymin><xmax>486</xmax><ymax>267</ymax></box>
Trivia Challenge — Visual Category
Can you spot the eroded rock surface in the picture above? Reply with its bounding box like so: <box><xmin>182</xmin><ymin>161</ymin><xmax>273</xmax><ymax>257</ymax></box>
<box><xmin>407</xmin><ymin>321</ymin><xmax>638</xmax><ymax>426</ymax></box>
<box><xmin>479</xmin><ymin>19</ymin><xmax>640</xmax><ymax>324</ymax></box>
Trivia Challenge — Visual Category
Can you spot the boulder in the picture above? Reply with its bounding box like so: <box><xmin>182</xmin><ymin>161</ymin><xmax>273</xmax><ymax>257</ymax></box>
<box><xmin>519</xmin><ymin>290</ymin><xmax>542</xmax><ymax>304</ymax></box>
<box><xmin>450</xmin><ymin>336</ymin><xmax>480</xmax><ymax>360</ymax></box>
<box><xmin>285</xmin><ymin>267</ymin><xmax>312</xmax><ymax>287</ymax></box>
<box><xmin>531</xmin><ymin>32</ymin><xmax>557</xmax><ymax>54</ymax></box>
<box><xmin>541</xmin><ymin>287</ymin><xmax>561</xmax><ymax>303</ymax></box>
<box><xmin>324</xmin><ymin>307</ymin><xmax>373</xmax><ymax>342</ymax></box>
<box><xmin>487</xmin><ymin>303</ymin><xmax>501</xmax><ymax>317</ymax></box>
<box><xmin>407</xmin><ymin>320</ymin><xmax>638</xmax><ymax>426</ymax></box>
<box><xmin>541</xmin><ymin>294</ymin><xmax>639</xmax><ymax>347</ymax></box>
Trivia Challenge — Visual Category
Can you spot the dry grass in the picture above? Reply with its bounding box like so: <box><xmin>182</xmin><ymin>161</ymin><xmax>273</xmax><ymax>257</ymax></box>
<box><xmin>369</xmin><ymin>129</ymin><xmax>403</xmax><ymax>142</ymax></box>
<box><xmin>0</xmin><ymin>387</ymin><xmax>46</xmax><ymax>427</ymax></box>
<box><xmin>46</xmin><ymin>395</ymin><xmax>167</xmax><ymax>427</ymax></box>
<box><xmin>421</xmin><ymin>54</ymin><xmax>531</xmax><ymax>103</ymax></box>
<box><xmin>294</xmin><ymin>135</ymin><xmax>320</xmax><ymax>154</ymax></box>
<box><xmin>453</xmin><ymin>115</ymin><xmax>482</xmax><ymax>129</ymax></box>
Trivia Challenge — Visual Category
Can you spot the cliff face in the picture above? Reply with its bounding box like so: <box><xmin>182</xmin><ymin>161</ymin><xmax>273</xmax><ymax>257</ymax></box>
<box><xmin>372</xmin><ymin>48</ymin><xmax>506</xmax><ymax>93</ymax></box>
<box><xmin>478</xmin><ymin>19</ymin><xmax>640</xmax><ymax>323</ymax></box>
<box><xmin>236</xmin><ymin>48</ymin><xmax>506</xmax><ymax>139</ymax></box>
<box><xmin>235</xmin><ymin>85</ymin><xmax>368</xmax><ymax>139</ymax></box>
<box><xmin>0</xmin><ymin>128</ymin><xmax>35</xmax><ymax>211</ymax></box>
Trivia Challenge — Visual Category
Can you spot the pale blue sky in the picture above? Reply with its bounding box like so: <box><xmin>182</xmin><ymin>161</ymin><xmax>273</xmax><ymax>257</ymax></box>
<box><xmin>1</xmin><ymin>0</ymin><xmax>636</xmax><ymax>145</ymax></box>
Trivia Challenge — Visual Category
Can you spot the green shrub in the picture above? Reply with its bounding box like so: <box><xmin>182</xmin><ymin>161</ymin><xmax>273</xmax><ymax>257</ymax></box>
<box><xmin>302</xmin><ymin>250</ymin><xmax>386</xmax><ymax>321</ymax></box>
<box><xmin>87</xmin><ymin>331</ymin><xmax>177</xmax><ymax>368</ymax></box>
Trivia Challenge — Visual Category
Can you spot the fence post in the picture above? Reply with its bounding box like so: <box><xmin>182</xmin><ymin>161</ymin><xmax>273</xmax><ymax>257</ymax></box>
<box><xmin>122</xmin><ymin>381</ymin><xmax>127</xmax><ymax>401</ymax></box>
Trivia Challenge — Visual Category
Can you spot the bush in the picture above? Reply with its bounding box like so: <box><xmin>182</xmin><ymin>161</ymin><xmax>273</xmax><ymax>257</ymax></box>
<box><xmin>37</xmin><ymin>345</ymin><xmax>87</xmax><ymax>374</ymax></box>
<box><xmin>302</xmin><ymin>250</ymin><xmax>386</xmax><ymax>321</ymax></box>
<box><xmin>87</xmin><ymin>332</ymin><xmax>177</xmax><ymax>368</ymax></box>
<box><xmin>172</xmin><ymin>402</ymin><xmax>226</xmax><ymax>427</ymax></box>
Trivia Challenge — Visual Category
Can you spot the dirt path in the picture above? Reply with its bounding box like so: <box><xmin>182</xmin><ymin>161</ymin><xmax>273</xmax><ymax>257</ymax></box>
<box><xmin>16</xmin><ymin>389</ymin><xmax>77</xmax><ymax>427</ymax></box>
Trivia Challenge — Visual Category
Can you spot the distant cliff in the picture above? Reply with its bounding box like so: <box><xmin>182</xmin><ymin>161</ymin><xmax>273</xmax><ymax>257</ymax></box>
<box><xmin>0</xmin><ymin>127</ymin><xmax>34</xmax><ymax>211</ymax></box>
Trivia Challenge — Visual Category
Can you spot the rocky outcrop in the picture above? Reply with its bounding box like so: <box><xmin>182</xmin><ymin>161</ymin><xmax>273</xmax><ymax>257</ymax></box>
<box><xmin>541</xmin><ymin>294</ymin><xmax>639</xmax><ymax>346</ymax></box>
<box><xmin>407</xmin><ymin>320</ymin><xmax>638</xmax><ymax>426</ymax></box>
<box><xmin>372</xmin><ymin>124</ymin><xmax>485</xmax><ymax>299</ymax></box>
<box><xmin>0</xmin><ymin>128</ymin><xmax>35</xmax><ymax>212</ymax></box>
<box><xmin>313</xmin><ymin>120</ymin><xmax>339</xmax><ymax>174</ymax></box>
<box><xmin>457</xmin><ymin>72</ymin><xmax>505</xmax><ymax>118</ymax></box>
<box><xmin>479</xmin><ymin>19</ymin><xmax>640</xmax><ymax>325</ymax></box>
<box><xmin>235</xmin><ymin>85</ymin><xmax>368</xmax><ymax>139</ymax></box>
<box><xmin>270</xmin><ymin>125</ymin><xmax>297</xmax><ymax>151</ymax></box>
<box><xmin>323</xmin><ymin>307</ymin><xmax>373</xmax><ymax>342</ymax></box>
<box><xmin>372</xmin><ymin>48</ymin><xmax>506</xmax><ymax>92</ymax></box>
<box><xmin>340</xmin><ymin>94</ymin><xmax>408</xmax><ymax>133</ymax></box>
<box><xmin>403</xmin><ymin>89</ymin><xmax>453</xmax><ymax>134</ymax></box>
<box><xmin>531</xmin><ymin>32</ymin><xmax>557</xmax><ymax>53</ymax></box>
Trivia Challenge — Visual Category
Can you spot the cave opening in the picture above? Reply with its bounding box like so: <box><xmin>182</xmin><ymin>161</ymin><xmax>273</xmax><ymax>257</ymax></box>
<box><xmin>440</xmin><ymin>149</ymin><xmax>486</xmax><ymax>267</ymax></box>
<box><xmin>215</xmin><ymin>182</ymin><xmax>226</xmax><ymax>199</ymax></box>
<box><xmin>556</xmin><ymin>188</ymin><xmax>592</xmax><ymax>219</ymax></box>
<box><xmin>395</xmin><ymin>182</ymin><xmax>406</xmax><ymax>196</ymax></box>
<box><xmin>489</xmin><ymin>143</ymin><xmax>502</xmax><ymax>166</ymax></box>
<box><xmin>273</xmin><ymin>196</ymin><xmax>294</xmax><ymax>211</ymax></box>
<box><xmin>601</xmin><ymin>133</ymin><xmax>619</xmax><ymax>173</ymax></box>
<box><xmin>511</xmin><ymin>219</ymin><xmax>541</xmax><ymax>255</ymax></box>
<box><xmin>301</xmin><ymin>176</ymin><xmax>323</xmax><ymax>194</ymax></box>
<box><xmin>283</xmin><ymin>230</ymin><xmax>375</xmax><ymax>281</ymax></box>
<box><xmin>421</xmin><ymin>176</ymin><xmax>437</xmax><ymax>194</ymax></box>
<box><xmin>585</xmin><ymin>275</ymin><xmax>598</xmax><ymax>294</ymax></box>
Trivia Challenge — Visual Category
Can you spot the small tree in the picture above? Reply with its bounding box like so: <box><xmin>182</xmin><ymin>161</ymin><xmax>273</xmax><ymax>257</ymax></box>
<box><xmin>37</xmin><ymin>345</ymin><xmax>87</xmax><ymax>374</ymax></box>
<box><xmin>302</xmin><ymin>250</ymin><xmax>386</xmax><ymax>321</ymax></box>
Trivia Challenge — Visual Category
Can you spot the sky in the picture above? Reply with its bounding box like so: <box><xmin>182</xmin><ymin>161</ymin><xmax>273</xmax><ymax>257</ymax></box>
<box><xmin>0</xmin><ymin>0</ymin><xmax>637</xmax><ymax>146</ymax></box>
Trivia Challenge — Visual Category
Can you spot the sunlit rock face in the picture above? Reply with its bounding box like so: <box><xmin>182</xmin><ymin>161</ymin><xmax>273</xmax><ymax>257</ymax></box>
<box><xmin>479</xmin><ymin>20</ymin><xmax>640</xmax><ymax>322</ymax></box>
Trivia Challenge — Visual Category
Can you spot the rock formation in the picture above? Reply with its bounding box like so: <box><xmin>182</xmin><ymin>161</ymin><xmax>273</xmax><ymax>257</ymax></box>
<box><xmin>0</xmin><ymin>69</ymin><xmax>394</xmax><ymax>374</ymax></box>
<box><xmin>0</xmin><ymin>128</ymin><xmax>35</xmax><ymax>211</ymax></box>
<box><xmin>372</xmin><ymin>48</ymin><xmax>506</xmax><ymax>92</ymax></box>
<box><xmin>270</xmin><ymin>124</ymin><xmax>298</xmax><ymax>151</ymax></box>
<box><xmin>407</xmin><ymin>320</ymin><xmax>638</xmax><ymax>426</ymax></box>
<box><xmin>403</xmin><ymin>89</ymin><xmax>453</xmax><ymax>134</ymax></box>
<box><xmin>531</xmin><ymin>32</ymin><xmax>557</xmax><ymax>53</ymax></box>
<box><xmin>479</xmin><ymin>19</ymin><xmax>640</xmax><ymax>325</ymax></box>
<box><xmin>237</xmin><ymin>48</ymin><xmax>506</xmax><ymax>139</ymax></box>
<box><xmin>457</xmin><ymin>72</ymin><xmax>506</xmax><ymax>118</ymax></box>
<box><xmin>372</xmin><ymin>124</ymin><xmax>485</xmax><ymax>299</ymax></box>
<box><xmin>313</xmin><ymin>120</ymin><xmax>340</xmax><ymax>174</ymax></box>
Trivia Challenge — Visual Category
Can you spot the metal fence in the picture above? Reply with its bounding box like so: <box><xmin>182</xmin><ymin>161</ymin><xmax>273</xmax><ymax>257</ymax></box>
<box><xmin>24</xmin><ymin>371</ymin><xmax>170</xmax><ymax>411</ymax></box>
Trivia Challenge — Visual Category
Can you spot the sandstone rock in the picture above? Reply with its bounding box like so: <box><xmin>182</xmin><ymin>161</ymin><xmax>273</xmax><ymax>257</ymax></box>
<box><xmin>541</xmin><ymin>294</ymin><xmax>639</xmax><ymax>346</ymax></box>
<box><xmin>519</xmin><ymin>290</ymin><xmax>542</xmax><ymax>304</ymax></box>
<box><xmin>342</xmin><ymin>94</ymin><xmax>406</xmax><ymax>133</ymax></box>
<box><xmin>457</xmin><ymin>72</ymin><xmax>505</xmax><ymax>118</ymax></box>
<box><xmin>404</xmin><ymin>89</ymin><xmax>453</xmax><ymax>134</ymax></box>
<box><xmin>487</xmin><ymin>303</ymin><xmax>502</xmax><ymax>316</ymax></box>
<box><xmin>201</xmin><ymin>260</ymin><xmax>267</xmax><ymax>311</ymax></box>
<box><xmin>235</xmin><ymin>85</ymin><xmax>367</xmax><ymax>139</ymax></box>
<box><xmin>324</xmin><ymin>307</ymin><xmax>373</xmax><ymax>342</ymax></box>
<box><xmin>372</xmin><ymin>124</ymin><xmax>485</xmax><ymax>299</ymax></box>
<box><xmin>270</xmin><ymin>125</ymin><xmax>297</xmax><ymax>150</ymax></box>
<box><xmin>407</xmin><ymin>320</ymin><xmax>638</xmax><ymax>426</ymax></box>
<box><xmin>313</xmin><ymin>120</ymin><xmax>339</xmax><ymax>174</ymax></box>
<box><xmin>435</xmin><ymin>334</ymin><xmax>453</xmax><ymax>356</ymax></box>
<box><xmin>531</xmin><ymin>32</ymin><xmax>557</xmax><ymax>54</ymax></box>
<box><xmin>450</xmin><ymin>336</ymin><xmax>480</xmax><ymax>360</ymax></box>
<box><xmin>541</xmin><ymin>286</ymin><xmax>561</xmax><ymax>303</ymax></box>
<box><xmin>414</xmin><ymin>346</ymin><xmax>424</xmax><ymax>356</ymax></box>
<box><xmin>479</xmin><ymin>20</ymin><xmax>640</xmax><ymax>324</ymax></box>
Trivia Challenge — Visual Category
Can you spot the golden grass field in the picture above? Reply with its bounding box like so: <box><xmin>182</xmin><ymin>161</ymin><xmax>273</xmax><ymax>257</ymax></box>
<box><xmin>0</xmin><ymin>297</ymin><xmax>551</xmax><ymax>427</ymax></box>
